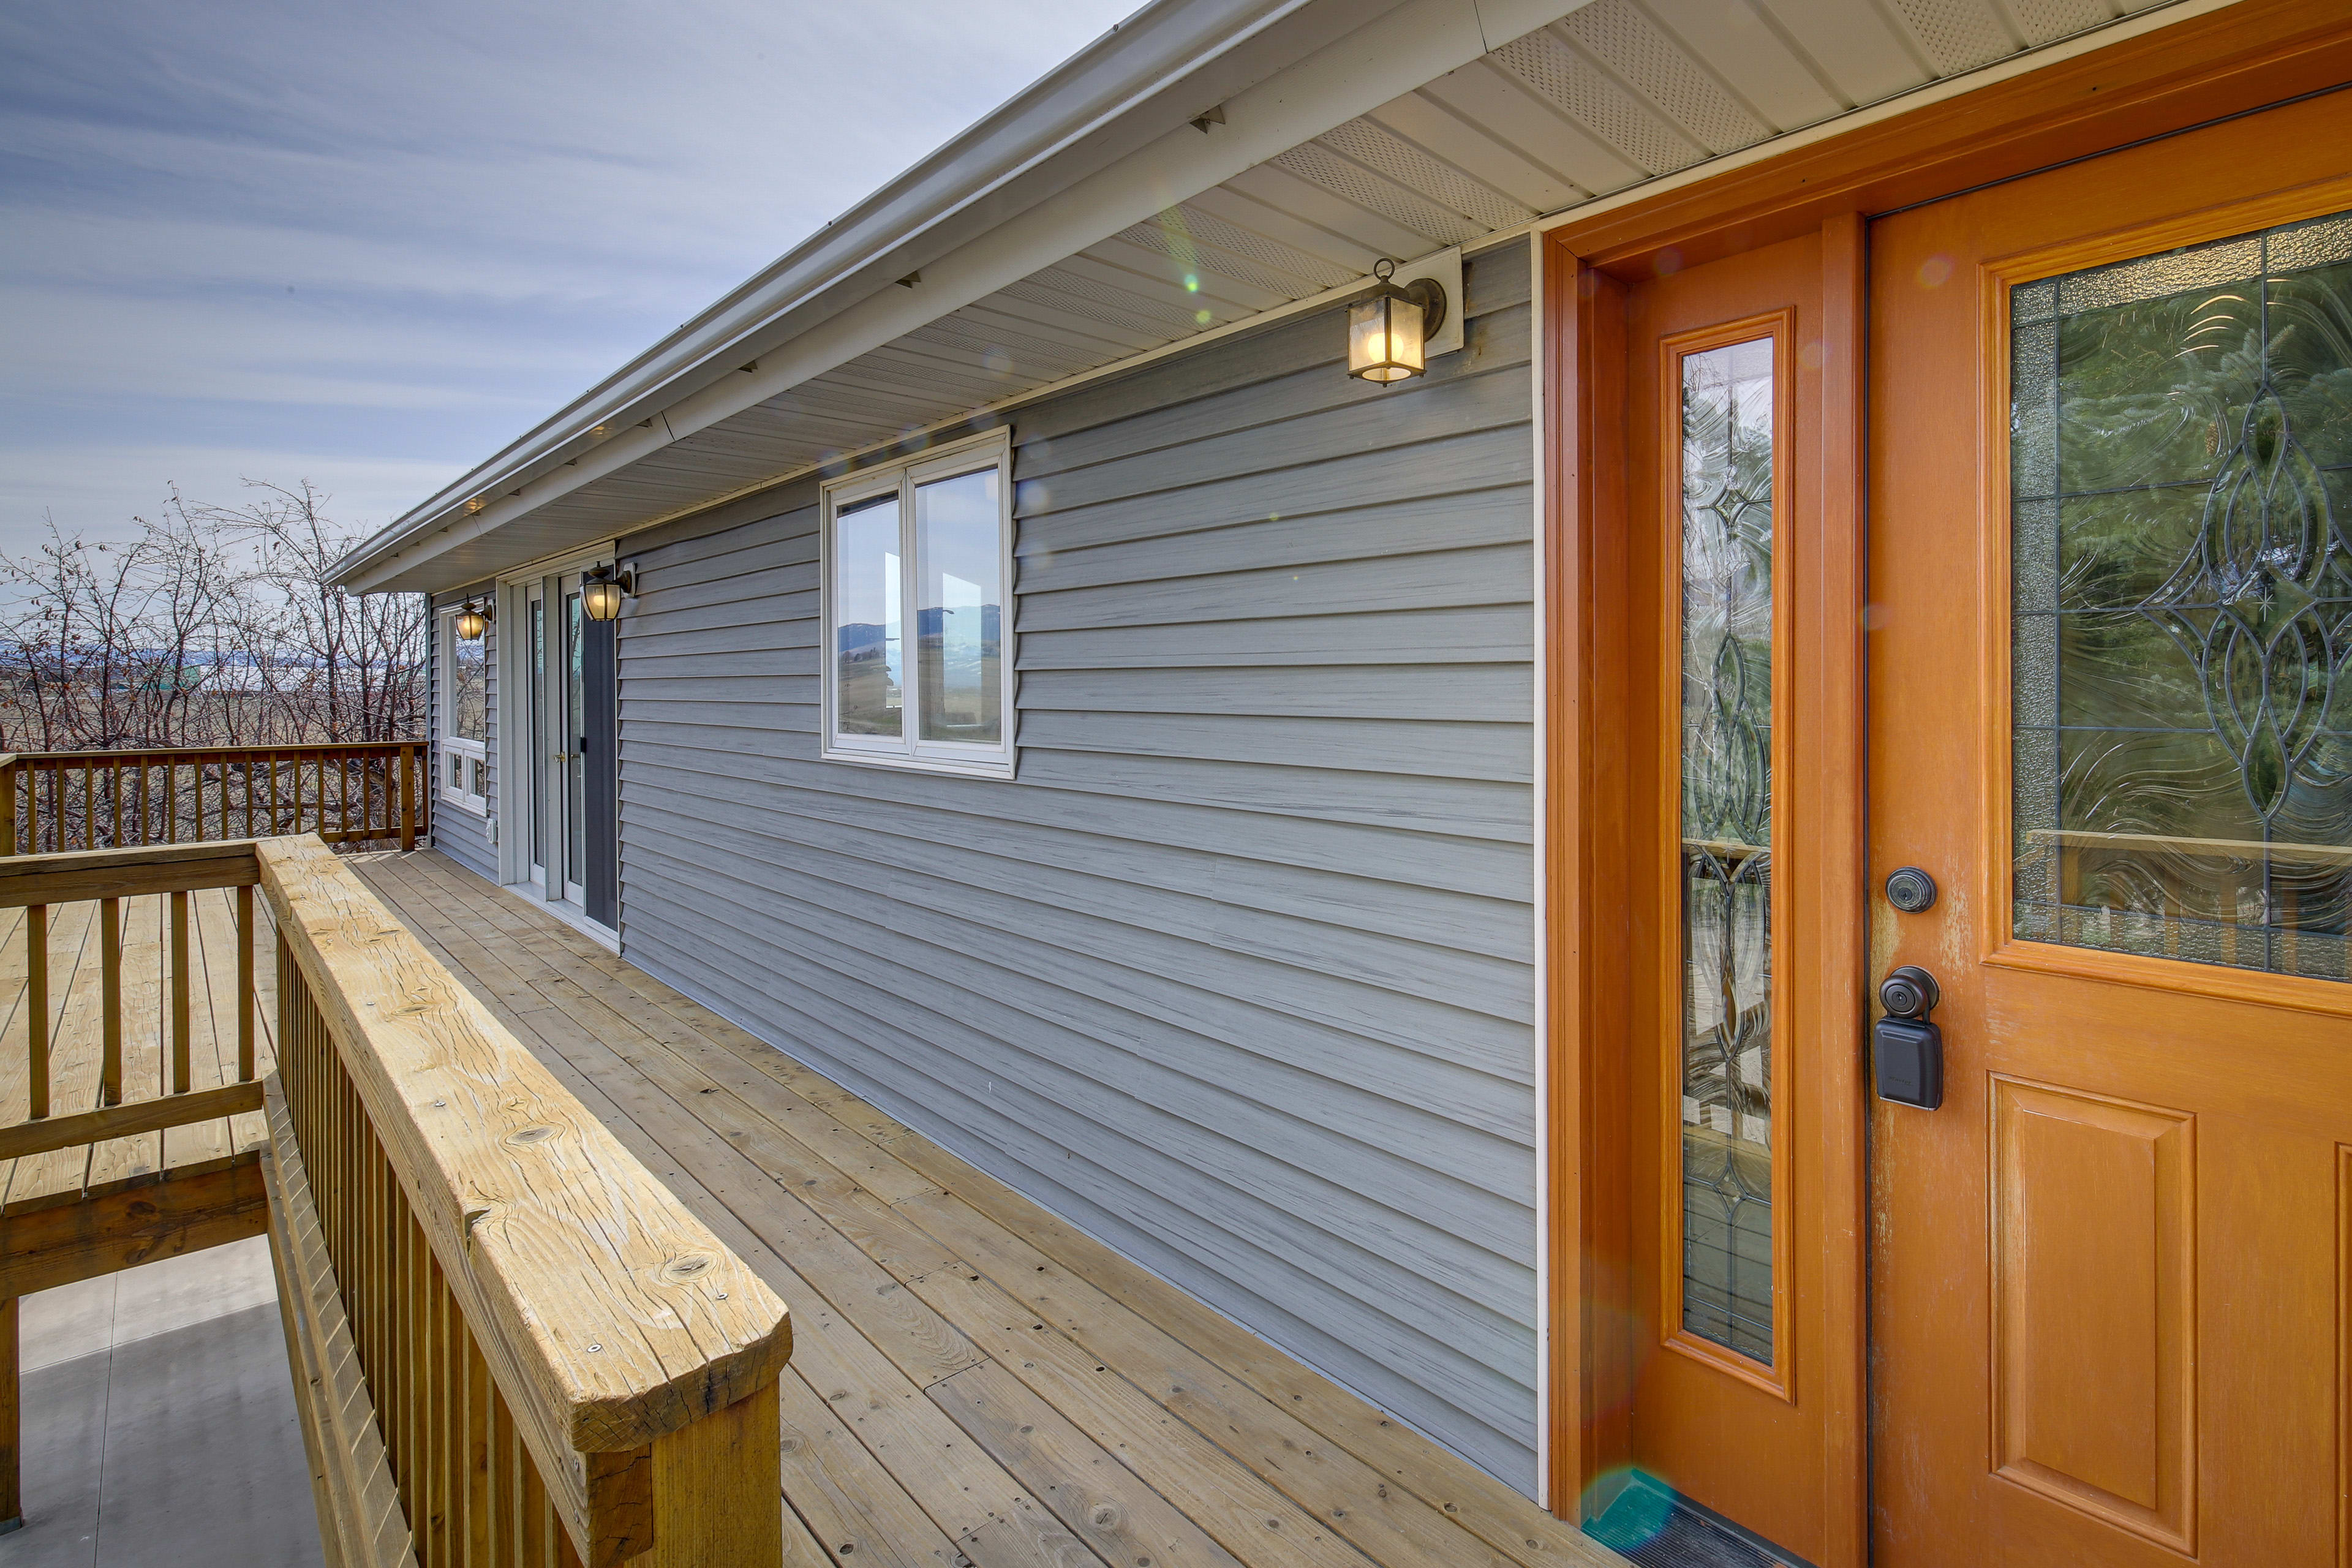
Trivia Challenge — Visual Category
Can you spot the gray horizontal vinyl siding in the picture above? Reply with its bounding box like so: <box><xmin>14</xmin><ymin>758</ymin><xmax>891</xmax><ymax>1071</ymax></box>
<box><xmin>614</xmin><ymin>243</ymin><xmax>1541</xmax><ymax>1489</ymax></box>
<box><xmin>431</xmin><ymin>582</ymin><xmax>497</xmax><ymax>882</ymax></box>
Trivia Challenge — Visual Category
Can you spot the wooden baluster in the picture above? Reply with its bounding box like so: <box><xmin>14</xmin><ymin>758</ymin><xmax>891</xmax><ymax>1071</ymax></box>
<box><xmin>467</xmin><ymin>1338</ymin><xmax>493</xmax><ymax>1564</ymax></box>
<box><xmin>243</xmin><ymin>758</ymin><xmax>254</xmax><ymax>839</ymax></box>
<box><xmin>400</xmin><ymin>745</ymin><xmax>417</xmax><ymax>853</ymax></box>
<box><xmin>170</xmin><ymin>889</ymin><xmax>190</xmax><ymax>1095</ymax></box>
<box><xmin>236</xmin><ymin>883</ymin><xmax>255</xmax><ymax>1082</ymax></box>
<box><xmin>110</xmin><ymin>760</ymin><xmax>123</xmax><ymax>848</ymax></box>
<box><xmin>429</xmin><ymin>1261</ymin><xmax>452</xmax><ymax>1566</ymax></box>
<box><xmin>0</xmin><ymin>758</ymin><xmax>15</xmax><ymax>858</ymax></box>
<box><xmin>267</xmin><ymin>754</ymin><xmax>280</xmax><ymax>837</ymax></box>
<box><xmin>100</xmin><ymin>898</ymin><xmax>121</xmax><ymax>1106</ymax></box>
<box><xmin>25</xmin><ymin>907</ymin><xmax>46</xmax><ymax>1121</ymax></box>
<box><xmin>165</xmin><ymin>761</ymin><xmax>178</xmax><ymax>845</ymax></box>
<box><xmin>492</xmin><ymin>1393</ymin><xmax>518</xmax><ymax>1561</ymax></box>
<box><xmin>0</xmin><ymin>1295</ymin><xmax>18</xmax><ymax>1535</ymax></box>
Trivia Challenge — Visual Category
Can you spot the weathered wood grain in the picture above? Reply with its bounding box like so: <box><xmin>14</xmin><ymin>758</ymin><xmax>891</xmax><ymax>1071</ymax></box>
<box><xmin>258</xmin><ymin>835</ymin><xmax>790</xmax><ymax>1562</ymax></box>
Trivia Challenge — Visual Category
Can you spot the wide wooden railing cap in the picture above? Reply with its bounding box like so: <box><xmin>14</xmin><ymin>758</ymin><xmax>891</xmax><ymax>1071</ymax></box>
<box><xmin>255</xmin><ymin>835</ymin><xmax>791</xmax><ymax>1454</ymax></box>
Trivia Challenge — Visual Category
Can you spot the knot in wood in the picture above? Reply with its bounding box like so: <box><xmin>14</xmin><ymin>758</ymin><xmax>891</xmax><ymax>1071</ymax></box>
<box><xmin>657</xmin><ymin>1253</ymin><xmax>715</xmax><ymax>1284</ymax></box>
<box><xmin>503</xmin><ymin>1123</ymin><xmax>554</xmax><ymax>1147</ymax></box>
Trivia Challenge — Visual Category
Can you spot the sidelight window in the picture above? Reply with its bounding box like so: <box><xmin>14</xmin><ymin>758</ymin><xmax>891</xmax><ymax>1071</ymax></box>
<box><xmin>821</xmin><ymin>433</ymin><xmax>1014</xmax><ymax>778</ymax></box>
<box><xmin>1676</xmin><ymin>333</ymin><xmax>1781</xmax><ymax>1368</ymax></box>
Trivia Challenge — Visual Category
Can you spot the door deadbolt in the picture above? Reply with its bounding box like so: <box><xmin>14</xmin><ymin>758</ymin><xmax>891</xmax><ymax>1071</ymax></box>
<box><xmin>1884</xmin><ymin>867</ymin><xmax>1937</xmax><ymax>913</ymax></box>
<box><xmin>1874</xmin><ymin>964</ymin><xmax>1943</xmax><ymax>1110</ymax></box>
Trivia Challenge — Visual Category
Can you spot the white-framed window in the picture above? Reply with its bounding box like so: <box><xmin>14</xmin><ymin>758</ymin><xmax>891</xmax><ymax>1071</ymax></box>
<box><xmin>820</xmin><ymin>431</ymin><xmax>1015</xmax><ymax>778</ymax></box>
<box><xmin>439</xmin><ymin>604</ymin><xmax>489</xmax><ymax>815</ymax></box>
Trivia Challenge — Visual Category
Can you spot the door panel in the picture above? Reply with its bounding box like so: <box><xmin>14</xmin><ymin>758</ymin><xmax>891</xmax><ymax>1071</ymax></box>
<box><xmin>1990</xmin><ymin>1079</ymin><xmax>2193</xmax><ymax>1550</ymax></box>
<box><xmin>1869</xmin><ymin>89</ymin><xmax>2352</xmax><ymax>1567</ymax></box>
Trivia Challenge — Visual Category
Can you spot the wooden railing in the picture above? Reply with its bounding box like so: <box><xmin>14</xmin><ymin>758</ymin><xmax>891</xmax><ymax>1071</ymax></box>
<box><xmin>0</xmin><ymin>842</ymin><xmax>266</xmax><ymax>1166</ymax></box>
<box><xmin>0</xmin><ymin>742</ymin><xmax>429</xmax><ymax>858</ymax></box>
<box><xmin>259</xmin><ymin>835</ymin><xmax>790</xmax><ymax>1568</ymax></box>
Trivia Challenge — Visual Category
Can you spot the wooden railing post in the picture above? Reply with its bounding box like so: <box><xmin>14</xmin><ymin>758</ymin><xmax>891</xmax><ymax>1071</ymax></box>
<box><xmin>0</xmin><ymin>756</ymin><xmax>18</xmax><ymax>859</ymax></box>
<box><xmin>644</xmin><ymin>1382</ymin><xmax>783</xmax><ymax>1568</ymax></box>
<box><xmin>0</xmin><ymin>1296</ymin><xmax>18</xmax><ymax>1536</ymax></box>
<box><xmin>401</xmin><ymin>744</ymin><xmax>417</xmax><ymax>851</ymax></box>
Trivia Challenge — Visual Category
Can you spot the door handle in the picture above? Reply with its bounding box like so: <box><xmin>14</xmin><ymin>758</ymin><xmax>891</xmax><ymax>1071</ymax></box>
<box><xmin>1874</xmin><ymin>965</ymin><xmax>1944</xmax><ymax>1110</ymax></box>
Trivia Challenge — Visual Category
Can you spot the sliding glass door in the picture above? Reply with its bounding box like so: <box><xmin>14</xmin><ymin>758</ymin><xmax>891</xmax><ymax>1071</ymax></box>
<box><xmin>511</xmin><ymin>563</ymin><xmax>614</xmax><ymax>928</ymax></box>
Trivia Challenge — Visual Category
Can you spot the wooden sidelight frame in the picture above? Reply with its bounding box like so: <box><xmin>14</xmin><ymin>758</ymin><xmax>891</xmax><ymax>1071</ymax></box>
<box><xmin>1536</xmin><ymin>1</ymin><xmax>2352</xmax><ymax>1558</ymax></box>
<box><xmin>1543</xmin><ymin>222</ymin><xmax>1868</xmax><ymax>1556</ymax></box>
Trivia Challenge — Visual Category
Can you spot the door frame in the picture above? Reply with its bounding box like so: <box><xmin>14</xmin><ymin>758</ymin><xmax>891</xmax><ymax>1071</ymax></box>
<box><xmin>1534</xmin><ymin>0</ymin><xmax>2352</xmax><ymax>1554</ymax></box>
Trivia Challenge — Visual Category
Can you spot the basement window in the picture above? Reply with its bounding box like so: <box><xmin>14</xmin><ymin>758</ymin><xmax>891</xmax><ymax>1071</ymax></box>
<box><xmin>439</xmin><ymin>605</ymin><xmax>489</xmax><ymax>815</ymax></box>
<box><xmin>820</xmin><ymin>432</ymin><xmax>1014</xmax><ymax>778</ymax></box>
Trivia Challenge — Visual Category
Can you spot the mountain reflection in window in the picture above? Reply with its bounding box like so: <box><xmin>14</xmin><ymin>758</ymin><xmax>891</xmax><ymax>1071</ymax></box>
<box><xmin>835</xmin><ymin>492</ymin><xmax>903</xmax><ymax>736</ymax></box>
<box><xmin>916</xmin><ymin>469</ymin><xmax>1002</xmax><ymax>745</ymax></box>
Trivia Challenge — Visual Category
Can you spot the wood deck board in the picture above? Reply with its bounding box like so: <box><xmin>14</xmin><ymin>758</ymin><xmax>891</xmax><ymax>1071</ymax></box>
<box><xmin>2</xmin><ymin>885</ymin><xmax>276</xmax><ymax>1216</ymax></box>
<box><xmin>350</xmin><ymin>851</ymin><xmax>1623</xmax><ymax>1568</ymax></box>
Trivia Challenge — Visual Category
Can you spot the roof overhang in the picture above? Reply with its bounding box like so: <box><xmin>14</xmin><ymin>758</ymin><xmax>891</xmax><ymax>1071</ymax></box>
<box><xmin>341</xmin><ymin>0</ymin><xmax>2209</xmax><ymax>594</ymax></box>
<box><xmin>341</xmin><ymin>0</ymin><xmax>1593</xmax><ymax>592</ymax></box>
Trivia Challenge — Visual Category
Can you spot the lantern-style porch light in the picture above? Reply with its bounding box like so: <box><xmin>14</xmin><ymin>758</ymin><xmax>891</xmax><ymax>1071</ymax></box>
<box><xmin>454</xmin><ymin>598</ymin><xmax>492</xmax><ymax>639</ymax></box>
<box><xmin>1348</xmin><ymin>258</ymin><xmax>1448</xmax><ymax>384</ymax></box>
<box><xmin>581</xmin><ymin>565</ymin><xmax>635</xmax><ymax>622</ymax></box>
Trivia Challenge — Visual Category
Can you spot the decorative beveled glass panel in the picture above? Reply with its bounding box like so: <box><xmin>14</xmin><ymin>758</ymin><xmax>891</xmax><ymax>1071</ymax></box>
<box><xmin>2013</xmin><ymin>211</ymin><xmax>2352</xmax><ymax>979</ymax></box>
<box><xmin>1679</xmin><ymin>337</ymin><xmax>1776</xmax><ymax>1363</ymax></box>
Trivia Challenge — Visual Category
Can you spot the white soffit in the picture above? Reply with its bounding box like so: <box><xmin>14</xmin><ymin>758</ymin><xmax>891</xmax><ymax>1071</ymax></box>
<box><xmin>350</xmin><ymin>0</ymin><xmax>2196</xmax><ymax>592</ymax></box>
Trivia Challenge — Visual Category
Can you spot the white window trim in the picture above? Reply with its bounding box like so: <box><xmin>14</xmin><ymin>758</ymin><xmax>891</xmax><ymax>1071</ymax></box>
<box><xmin>438</xmin><ymin>605</ymin><xmax>490</xmax><ymax>816</ymax></box>
<box><xmin>819</xmin><ymin>429</ymin><xmax>1016</xmax><ymax>780</ymax></box>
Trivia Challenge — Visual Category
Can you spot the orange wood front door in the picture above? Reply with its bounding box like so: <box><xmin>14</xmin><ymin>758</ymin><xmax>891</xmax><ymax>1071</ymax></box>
<box><xmin>1869</xmin><ymin>90</ymin><xmax>2352</xmax><ymax>1566</ymax></box>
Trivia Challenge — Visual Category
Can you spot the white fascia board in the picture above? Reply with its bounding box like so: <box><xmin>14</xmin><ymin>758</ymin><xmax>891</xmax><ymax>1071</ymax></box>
<box><xmin>344</xmin><ymin>0</ymin><xmax>1597</xmax><ymax>593</ymax></box>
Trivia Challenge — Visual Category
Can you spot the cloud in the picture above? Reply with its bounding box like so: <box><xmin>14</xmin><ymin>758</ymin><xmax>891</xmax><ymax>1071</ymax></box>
<box><xmin>0</xmin><ymin>0</ymin><xmax>1141</xmax><ymax>552</ymax></box>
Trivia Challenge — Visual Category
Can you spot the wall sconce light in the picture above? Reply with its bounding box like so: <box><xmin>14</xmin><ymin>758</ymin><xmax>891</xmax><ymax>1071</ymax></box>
<box><xmin>1348</xmin><ymin>258</ymin><xmax>1447</xmax><ymax>384</ymax></box>
<box><xmin>454</xmin><ymin>598</ymin><xmax>492</xmax><ymax>639</ymax></box>
<box><xmin>581</xmin><ymin>565</ymin><xmax>636</xmax><ymax>622</ymax></box>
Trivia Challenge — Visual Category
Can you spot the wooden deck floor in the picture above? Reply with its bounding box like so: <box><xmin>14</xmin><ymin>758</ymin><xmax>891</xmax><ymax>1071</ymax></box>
<box><xmin>350</xmin><ymin>850</ymin><xmax>1619</xmax><ymax>1568</ymax></box>
<box><xmin>0</xmin><ymin>885</ymin><xmax>273</xmax><ymax>1218</ymax></box>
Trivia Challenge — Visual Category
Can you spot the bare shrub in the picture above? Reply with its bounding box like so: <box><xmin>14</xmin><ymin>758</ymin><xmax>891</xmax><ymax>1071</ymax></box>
<box><xmin>0</xmin><ymin>481</ymin><xmax>424</xmax><ymax>752</ymax></box>
<box><xmin>0</xmin><ymin>481</ymin><xmax>428</xmax><ymax>852</ymax></box>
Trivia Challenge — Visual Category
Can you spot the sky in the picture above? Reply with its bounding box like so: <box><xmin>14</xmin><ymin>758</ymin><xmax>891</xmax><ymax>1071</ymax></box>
<box><xmin>0</xmin><ymin>0</ymin><xmax>1140</xmax><ymax>554</ymax></box>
